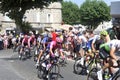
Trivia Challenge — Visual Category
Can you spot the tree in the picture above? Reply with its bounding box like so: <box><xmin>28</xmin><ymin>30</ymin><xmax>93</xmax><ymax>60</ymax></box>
<box><xmin>79</xmin><ymin>0</ymin><xmax>111</xmax><ymax>30</ymax></box>
<box><xmin>0</xmin><ymin>0</ymin><xmax>61</xmax><ymax>32</ymax></box>
<box><xmin>62</xmin><ymin>1</ymin><xmax>80</xmax><ymax>25</ymax></box>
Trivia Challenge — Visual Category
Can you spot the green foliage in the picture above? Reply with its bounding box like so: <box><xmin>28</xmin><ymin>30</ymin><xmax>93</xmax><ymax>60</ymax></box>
<box><xmin>62</xmin><ymin>1</ymin><xmax>80</xmax><ymax>25</ymax></box>
<box><xmin>79</xmin><ymin>0</ymin><xmax>111</xmax><ymax>30</ymax></box>
<box><xmin>0</xmin><ymin>0</ymin><xmax>61</xmax><ymax>31</ymax></box>
<box><xmin>21</xmin><ymin>22</ymin><xmax>32</xmax><ymax>33</ymax></box>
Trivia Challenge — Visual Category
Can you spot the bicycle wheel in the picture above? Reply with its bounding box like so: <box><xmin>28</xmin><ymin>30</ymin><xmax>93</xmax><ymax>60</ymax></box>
<box><xmin>115</xmin><ymin>75</ymin><xmax>120</xmax><ymax>80</ymax></box>
<box><xmin>86</xmin><ymin>59</ymin><xmax>97</xmax><ymax>73</ymax></box>
<box><xmin>33</xmin><ymin>49</ymin><xmax>38</xmax><ymax>62</ymax></box>
<box><xmin>37</xmin><ymin>64</ymin><xmax>46</xmax><ymax>79</ymax></box>
<box><xmin>48</xmin><ymin>63</ymin><xmax>60</xmax><ymax>80</ymax></box>
<box><xmin>58</xmin><ymin>57</ymin><xmax>67</xmax><ymax>67</ymax></box>
<box><xmin>87</xmin><ymin>68</ymin><xmax>99</xmax><ymax>80</ymax></box>
<box><xmin>73</xmin><ymin>57</ymin><xmax>83</xmax><ymax>74</ymax></box>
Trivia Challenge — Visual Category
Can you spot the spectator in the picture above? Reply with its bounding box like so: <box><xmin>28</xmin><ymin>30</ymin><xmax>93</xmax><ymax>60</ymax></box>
<box><xmin>3</xmin><ymin>34</ymin><xmax>8</xmax><ymax>49</ymax></box>
<box><xmin>0</xmin><ymin>34</ymin><xmax>3</xmax><ymax>50</ymax></box>
<box><xmin>51</xmin><ymin>29</ymin><xmax>57</xmax><ymax>41</ymax></box>
<box><xmin>106</xmin><ymin>26</ymin><xmax>118</xmax><ymax>40</ymax></box>
<box><xmin>116</xmin><ymin>26</ymin><xmax>120</xmax><ymax>40</ymax></box>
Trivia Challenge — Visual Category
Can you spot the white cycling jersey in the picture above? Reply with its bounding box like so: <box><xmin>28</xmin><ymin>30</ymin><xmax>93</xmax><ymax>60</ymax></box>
<box><xmin>88</xmin><ymin>35</ymin><xmax>100</xmax><ymax>43</ymax></box>
<box><xmin>79</xmin><ymin>35</ymin><xmax>88</xmax><ymax>43</ymax></box>
<box><xmin>107</xmin><ymin>40</ymin><xmax>120</xmax><ymax>51</ymax></box>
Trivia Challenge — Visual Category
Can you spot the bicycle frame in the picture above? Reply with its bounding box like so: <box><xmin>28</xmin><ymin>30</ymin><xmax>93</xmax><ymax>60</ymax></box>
<box><xmin>109</xmin><ymin>67</ymin><xmax>120</xmax><ymax>80</ymax></box>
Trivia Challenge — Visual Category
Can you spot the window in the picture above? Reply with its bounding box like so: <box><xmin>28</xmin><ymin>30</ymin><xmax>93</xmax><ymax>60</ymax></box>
<box><xmin>47</xmin><ymin>13</ymin><xmax>51</xmax><ymax>23</ymax></box>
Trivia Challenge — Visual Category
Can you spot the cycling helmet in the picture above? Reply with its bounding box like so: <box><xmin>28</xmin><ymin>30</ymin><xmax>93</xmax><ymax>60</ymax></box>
<box><xmin>56</xmin><ymin>37</ymin><xmax>62</xmax><ymax>43</ymax></box>
<box><xmin>31</xmin><ymin>34</ymin><xmax>35</xmax><ymax>38</ymax></box>
<box><xmin>43</xmin><ymin>34</ymin><xmax>48</xmax><ymax>37</ymax></box>
<box><xmin>24</xmin><ymin>35</ymin><xmax>28</xmax><ymax>38</ymax></box>
<box><xmin>100</xmin><ymin>30</ymin><xmax>108</xmax><ymax>36</ymax></box>
<box><xmin>16</xmin><ymin>35</ymin><xmax>19</xmax><ymax>38</ymax></box>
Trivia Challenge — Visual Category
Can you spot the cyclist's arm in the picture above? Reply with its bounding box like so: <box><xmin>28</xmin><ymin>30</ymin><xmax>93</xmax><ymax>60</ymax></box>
<box><xmin>43</xmin><ymin>43</ymin><xmax>46</xmax><ymax>51</ymax></box>
<box><xmin>50</xmin><ymin>43</ymin><xmax>54</xmax><ymax>56</ymax></box>
<box><xmin>110</xmin><ymin>47</ymin><xmax>118</xmax><ymax>61</ymax></box>
<box><xmin>77</xmin><ymin>38</ymin><xmax>82</xmax><ymax>44</ymax></box>
<box><xmin>33</xmin><ymin>38</ymin><xmax>36</xmax><ymax>46</ymax></box>
<box><xmin>91</xmin><ymin>42</ymin><xmax>95</xmax><ymax>52</ymax></box>
<box><xmin>22</xmin><ymin>38</ymin><xmax>25</xmax><ymax>46</ymax></box>
<box><xmin>92</xmin><ymin>36</ymin><xmax>98</xmax><ymax>52</ymax></box>
<box><xmin>28</xmin><ymin>38</ymin><xmax>31</xmax><ymax>48</ymax></box>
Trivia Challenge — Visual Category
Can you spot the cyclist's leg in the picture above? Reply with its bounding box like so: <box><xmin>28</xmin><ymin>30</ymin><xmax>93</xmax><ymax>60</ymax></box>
<box><xmin>36</xmin><ymin>50</ymin><xmax>43</xmax><ymax>66</ymax></box>
<box><xmin>97</xmin><ymin>48</ymin><xmax>110</xmax><ymax>80</ymax></box>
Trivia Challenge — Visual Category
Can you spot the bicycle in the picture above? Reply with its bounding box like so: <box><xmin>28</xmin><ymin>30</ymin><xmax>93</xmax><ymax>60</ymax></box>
<box><xmin>73</xmin><ymin>50</ymin><xmax>100</xmax><ymax>75</ymax></box>
<box><xmin>19</xmin><ymin>45</ymin><xmax>31</xmax><ymax>60</ymax></box>
<box><xmin>55</xmin><ymin>50</ymin><xmax>67</xmax><ymax>67</ymax></box>
<box><xmin>33</xmin><ymin>45</ymin><xmax>41</xmax><ymax>62</ymax></box>
<box><xmin>87</xmin><ymin>57</ymin><xmax>120</xmax><ymax>80</ymax></box>
<box><xmin>37</xmin><ymin>51</ymin><xmax>60</xmax><ymax>80</ymax></box>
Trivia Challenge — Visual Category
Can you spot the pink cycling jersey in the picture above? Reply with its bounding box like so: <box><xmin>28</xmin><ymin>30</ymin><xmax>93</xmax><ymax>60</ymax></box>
<box><xmin>50</xmin><ymin>41</ymin><xmax>62</xmax><ymax>52</ymax></box>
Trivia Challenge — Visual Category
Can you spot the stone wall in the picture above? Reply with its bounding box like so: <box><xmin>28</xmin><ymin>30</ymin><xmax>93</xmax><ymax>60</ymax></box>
<box><xmin>0</xmin><ymin>2</ymin><xmax>62</xmax><ymax>34</ymax></box>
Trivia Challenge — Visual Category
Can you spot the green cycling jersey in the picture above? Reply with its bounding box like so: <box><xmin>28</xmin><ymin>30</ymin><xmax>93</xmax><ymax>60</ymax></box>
<box><xmin>100</xmin><ymin>43</ymin><xmax>110</xmax><ymax>53</ymax></box>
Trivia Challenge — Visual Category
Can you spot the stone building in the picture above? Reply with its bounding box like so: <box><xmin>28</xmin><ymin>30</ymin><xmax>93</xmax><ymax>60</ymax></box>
<box><xmin>111</xmin><ymin>1</ymin><xmax>120</xmax><ymax>25</ymax></box>
<box><xmin>0</xmin><ymin>1</ymin><xmax>62</xmax><ymax>34</ymax></box>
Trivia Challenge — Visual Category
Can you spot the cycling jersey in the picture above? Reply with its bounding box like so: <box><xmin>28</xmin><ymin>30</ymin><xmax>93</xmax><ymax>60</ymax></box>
<box><xmin>99</xmin><ymin>40</ymin><xmax>120</xmax><ymax>59</ymax></box>
<box><xmin>87</xmin><ymin>35</ymin><xmax>100</xmax><ymax>51</ymax></box>
<box><xmin>79</xmin><ymin>35</ymin><xmax>88</xmax><ymax>48</ymax></box>
<box><xmin>40</xmin><ymin>37</ymin><xmax>49</xmax><ymax>49</ymax></box>
<box><xmin>22</xmin><ymin>37</ymin><xmax>29</xmax><ymax>46</ymax></box>
<box><xmin>51</xmin><ymin>32</ymin><xmax>57</xmax><ymax>41</ymax></box>
<box><xmin>28</xmin><ymin>36</ymin><xmax>36</xmax><ymax>47</ymax></box>
<box><xmin>107</xmin><ymin>40</ymin><xmax>120</xmax><ymax>51</ymax></box>
<box><xmin>47</xmin><ymin>41</ymin><xmax>62</xmax><ymax>53</ymax></box>
<box><xmin>29</xmin><ymin>37</ymin><xmax>35</xmax><ymax>44</ymax></box>
<box><xmin>37</xmin><ymin>36</ymin><xmax>41</xmax><ymax>43</ymax></box>
<box><xmin>41</xmin><ymin>37</ymin><xmax>48</xmax><ymax>44</ymax></box>
<box><xmin>100</xmin><ymin>40</ymin><xmax>120</xmax><ymax>51</ymax></box>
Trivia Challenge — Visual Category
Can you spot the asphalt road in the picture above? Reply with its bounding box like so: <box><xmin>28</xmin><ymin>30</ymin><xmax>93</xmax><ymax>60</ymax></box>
<box><xmin>0</xmin><ymin>49</ymin><xmax>87</xmax><ymax>80</ymax></box>
<box><xmin>0</xmin><ymin>49</ymin><xmax>24</xmax><ymax>80</ymax></box>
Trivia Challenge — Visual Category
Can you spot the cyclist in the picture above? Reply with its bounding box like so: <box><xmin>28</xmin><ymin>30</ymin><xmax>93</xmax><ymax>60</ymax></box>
<box><xmin>28</xmin><ymin>34</ymin><xmax>36</xmax><ymax>48</ymax></box>
<box><xmin>51</xmin><ymin>29</ymin><xmax>57</xmax><ymax>41</ymax></box>
<box><xmin>39</xmin><ymin>34</ymin><xmax>65</xmax><ymax>68</ymax></box>
<box><xmin>106</xmin><ymin>26</ymin><xmax>118</xmax><ymax>40</ymax></box>
<box><xmin>49</xmin><ymin>35</ymin><xmax>64</xmax><ymax>59</ymax></box>
<box><xmin>19</xmin><ymin>34</ymin><xmax>29</xmax><ymax>58</ymax></box>
<box><xmin>87</xmin><ymin>30</ymin><xmax>101</xmax><ymax>54</ymax></box>
<box><xmin>35</xmin><ymin>34</ymin><xmax>49</xmax><ymax>66</ymax></box>
<box><xmin>77</xmin><ymin>30</ymin><xmax>89</xmax><ymax>65</ymax></box>
<box><xmin>100</xmin><ymin>30</ymin><xmax>111</xmax><ymax>43</ymax></box>
<box><xmin>97</xmin><ymin>40</ymin><xmax>120</xmax><ymax>80</ymax></box>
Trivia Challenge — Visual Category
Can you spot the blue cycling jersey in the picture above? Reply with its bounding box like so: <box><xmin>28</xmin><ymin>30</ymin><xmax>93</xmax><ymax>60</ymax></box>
<box><xmin>87</xmin><ymin>38</ymin><xmax>93</xmax><ymax>50</ymax></box>
<box><xmin>87</xmin><ymin>35</ymin><xmax>100</xmax><ymax>51</ymax></box>
<box><xmin>41</xmin><ymin>37</ymin><xmax>48</xmax><ymax>44</ymax></box>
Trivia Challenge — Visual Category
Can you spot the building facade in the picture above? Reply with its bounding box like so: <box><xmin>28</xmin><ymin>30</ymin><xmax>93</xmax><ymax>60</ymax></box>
<box><xmin>111</xmin><ymin>1</ymin><xmax>120</xmax><ymax>25</ymax></box>
<box><xmin>0</xmin><ymin>2</ymin><xmax>62</xmax><ymax>34</ymax></box>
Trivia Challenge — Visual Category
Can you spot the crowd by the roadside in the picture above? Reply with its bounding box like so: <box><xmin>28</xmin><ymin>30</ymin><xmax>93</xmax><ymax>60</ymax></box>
<box><xmin>0</xmin><ymin>33</ymin><xmax>14</xmax><ymax>50</ymax></box>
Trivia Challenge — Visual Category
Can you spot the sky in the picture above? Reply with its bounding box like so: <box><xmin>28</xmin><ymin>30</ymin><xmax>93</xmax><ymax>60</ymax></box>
<box><xmin>64</xmin><ymin>0</ymin><xmax>120</xmax><ymax>6</ymax></box>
